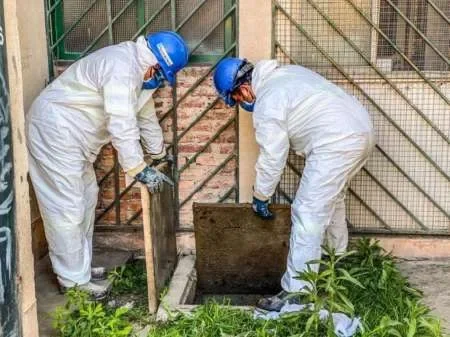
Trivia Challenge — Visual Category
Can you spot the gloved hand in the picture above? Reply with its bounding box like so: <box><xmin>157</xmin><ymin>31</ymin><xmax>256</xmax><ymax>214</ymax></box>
<box><xmin>252</xmin><ymin>197</ymin><xmax>275</xmax><ymax>220</ymax></box>
<box><xmin>135</xmin><ymin>165</ymin><xmax>174</xmax><ymax>193</ymax></box>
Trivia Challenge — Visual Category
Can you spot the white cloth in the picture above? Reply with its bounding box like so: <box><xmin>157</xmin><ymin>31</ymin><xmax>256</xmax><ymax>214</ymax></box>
<box><xmin>251</xmin><ymin>60</ymin><xmax>374</xmax><ymax>292</ymax></box>
<box><xmin>26</xmin><ymin>36</ymin><xmax>165</xmax><ymax>286</ymax></box>
<box><xmin>254</xmin><ymin>303</ymin><xmax>362</xmax><ymax>337</ymax></box>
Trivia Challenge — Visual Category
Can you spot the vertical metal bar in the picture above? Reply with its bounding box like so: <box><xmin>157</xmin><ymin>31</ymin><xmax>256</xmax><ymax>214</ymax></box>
<box><xmin>106</xmin><ymin>0</ymin><xmax>114</xmax><ymax>44</ymax></box>
<box><xmin>114</xmin><ymin>149</ymin><xmax>121</xmax><ymax>226</ymax></box>
<box><xmin>224</xmin><ymin>0</ymin><xmax>234</xmax><ymax>52</ymax></box>
<box><xmin>45</xmin><ymin>0</ymin><xmax>55</xmax><ymax>79</ymax></box>
<box><xmin>137</xmin><ymin>0</ymin><xmax>145</xmax><ymax>29</ymax></box>
<box><xmin>170</xmin><ymin>0</ymin><xmax>179</xmax><ymax>229</ymax></box>
<box><xmin>271</xmin><ymin>0</ymin><xmax>276</xmax><ymax>58</ymax></box>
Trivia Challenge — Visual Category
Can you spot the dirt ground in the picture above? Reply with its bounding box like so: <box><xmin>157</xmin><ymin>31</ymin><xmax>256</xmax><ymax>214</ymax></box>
<box><xmin>397</xmin><ymin>258</ymin><xmax>450</xmax><ymax>333</ymax></box>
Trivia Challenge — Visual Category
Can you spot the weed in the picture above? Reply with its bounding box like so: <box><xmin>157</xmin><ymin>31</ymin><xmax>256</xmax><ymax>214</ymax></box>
<box><xmin>52</xmin><ymin>288</ymin><xmax>132</xmax><ymax>337</ymax></box>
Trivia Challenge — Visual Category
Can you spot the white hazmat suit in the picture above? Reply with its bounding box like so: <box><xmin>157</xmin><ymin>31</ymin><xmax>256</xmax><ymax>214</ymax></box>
<box><xmin>26</xmin><ymin>36</ymin><xmax>165</xmax><ymax>287</ymax></box>
<box><xmin>251</xmin><ymin>61</ymin><xmax>374</xmax><ymax>292</ymax></box>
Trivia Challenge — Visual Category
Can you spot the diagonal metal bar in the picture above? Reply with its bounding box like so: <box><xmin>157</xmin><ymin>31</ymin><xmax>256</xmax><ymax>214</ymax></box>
<box><xmin>306</xmin><ymin>0</ymin><xmax>449</xmax><ymax>144</ymax></box>
<box><xmin>180</xmin><ymin>153</ymin><xmax>236</xmax><ymax>208</ymax></box>
<box><xmin>361</xmin><ymin>167</ymin><xmax>428</xmax><ymax>230</ymax></box>
<box><xmin>347</xmin><ymin>187</ymin><xmax>392</xmax><ymax>231</ymax></box>
<box><xmin>177</xmin><ymin>97</ymin><xmax>220</xmax><ymax>141</ymax></box>
<box><xmin>280</xmin><ymin>38</ymin><xmax>449</xmax><ymax>216</ymax></box>
<box><xmin>125</xmin><ymin>208</ymin><xmax>142</xmax><ymax>226</ymax></box>
<box><xmin>175</xmin><ymin>0</ymin><xmax>209</xmax><ymax>32</ymax></box>
<box><xmin>97</xmin><ymin>166</ymin><xmax>115</xmax><ymax>187</ymax></box>
<box><xmin>131</xmin><ymin>0</ymin><xmax>171</xmax><ymax>40</ymax></box>
<box><xmin>50</xmin><ymin>0</ymin><xmax>100</xmax><ymax>50</ymax></box>
<box><xmin>188</xmin><ymin>4</ymin><xmax>237</xmax><ymax>55</ymax></box>
<box><xmin>374</xmin><ymin>144</ymin><xmax>449</xmax><ymax>219</ymax></box>
<box><xmin>425</xmin><ymin>0</ymin><xmax>450</xmax><ymax>25</ymax></box>
<box><xmin>179</xmin><ymin>117</ymin><xmax>235</xmax><ymax>174</ymax></box>
<box><xmin>274</xmin><ymin>3</ymin><xmax>450</xmax><ymax>182</ymax></box>
<box><xmin>386</xmin><ymin>0</ymin><xmax>450</xmax><ymax>66</ymax></box>
<box><xmin>47</xmin><ymin>0</ymin><xmax>63</xmax><ymax>16</ymax></box>
<box><xmin>95</xmin><ymin>179</ymin><xmax>138</xmax><ymax>223</ymax></box>
<box><xmin>280</xmin><ymin>163</ymin><xmax>392</xmax><ymax>231</ymax></box>
<box><xmin>345</xmin><ymin>0</ymin><xmax>450</xmax><ymax>106</ymax></box>
<box><xmin>218</xmin><ymin>186</ymin><xmax>236</xmax><ymax>203</ymax></box>
<box><xmin>159</xmin><ymin>43</ymin><xmax>236</xmax><ymax>123</ymax></box>
<box><xmin>81</xmin><ymin>0</ymin><xmax>148</xmax><ymax>57</ymax></box>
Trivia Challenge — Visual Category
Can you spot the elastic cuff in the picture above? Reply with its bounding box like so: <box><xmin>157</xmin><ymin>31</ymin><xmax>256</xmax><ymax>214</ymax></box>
<box><xmin>150</xmin><ymin>146</ymin><xmax>167</xmax><ymax>160</ymax></box>
<box><xmin>253</xmin><ymin>190</ymin><xmax>271</xmax><ymax>202</ymax></box>
<box><xmin>126</xmin><ymin>162</ymin><xmax>146</xmax><ymax>177</ymax></box>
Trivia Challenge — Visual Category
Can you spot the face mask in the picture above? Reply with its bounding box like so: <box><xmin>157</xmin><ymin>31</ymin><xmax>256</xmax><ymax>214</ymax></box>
<box><xmin>240</xmin><ymin>100</ymin><xmax>255</xmax><ymax>112</ymax></box>
<box><xmin>142</xmin><ymin>68</ymin><xmax>165</xmax><ymax>90</ymax></box>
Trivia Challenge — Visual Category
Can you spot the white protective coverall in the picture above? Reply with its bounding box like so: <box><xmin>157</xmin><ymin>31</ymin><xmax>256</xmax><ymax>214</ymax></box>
<box><xmin>26</xmin><ymin>36</ymin><xmax>165</xmax><ymax>287</ymax></box>
<box><xmin>251</xmin><ymin>60</ymin><xmax>374</xmax><ymax>293</ymax></box>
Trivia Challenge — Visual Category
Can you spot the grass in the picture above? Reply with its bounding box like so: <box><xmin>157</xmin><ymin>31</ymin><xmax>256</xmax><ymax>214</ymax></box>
<box><xmin>52</xmin><ymin>239</ymin><xmax>446</xmax><ymax>337</ymax></box>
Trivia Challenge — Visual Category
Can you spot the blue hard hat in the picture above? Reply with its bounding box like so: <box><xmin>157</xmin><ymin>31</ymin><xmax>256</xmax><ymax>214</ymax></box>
<box><xmin>213</xmin><ymin>57</ymin><xmax>253</xmax><ymax>107</ymax></box>
<box><xmin>146</xmin><ymin>31</ymin><xmax>189</xmax><ymax>86</ymax></box>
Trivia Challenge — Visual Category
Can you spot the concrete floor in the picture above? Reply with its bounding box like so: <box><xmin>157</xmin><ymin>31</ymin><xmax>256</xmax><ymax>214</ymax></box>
<box><xmin>397</xmin><ymin>258</ymin><xmax>450</xmax><ymax>333</ymax></box>
<box><xmin>35</xmin><ymin>249</ymin><xmax>132</xmax><ymax>337</ymax></box>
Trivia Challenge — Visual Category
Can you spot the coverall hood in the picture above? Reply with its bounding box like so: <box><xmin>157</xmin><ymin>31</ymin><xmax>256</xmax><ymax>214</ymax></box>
<box><xmin>251</xmin><ymin>60</ymin><xmax>278</xmax><ymax>97</ymax></box>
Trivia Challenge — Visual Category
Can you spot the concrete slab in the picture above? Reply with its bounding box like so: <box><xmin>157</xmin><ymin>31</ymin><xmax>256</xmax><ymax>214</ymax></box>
<box><xmin>36</xmin><ymin>249</ymin><xmax>132</xmax><ymax>337</ymax></box>
<box><xmin>397</xmin><ymin>258</ymin><xmax>450</xmax><ymax>332</ymax></box>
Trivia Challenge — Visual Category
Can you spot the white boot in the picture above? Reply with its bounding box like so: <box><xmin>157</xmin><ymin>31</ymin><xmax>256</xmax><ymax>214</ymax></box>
<box><xmin>91</xmin><ymin>266</ymin><xmax>107</xmax><ymax>281</ymax></box>
<box><xmin>59</xmin><ymin>281</ymin><xmax>110</xmax><ymax>301</ymax></box>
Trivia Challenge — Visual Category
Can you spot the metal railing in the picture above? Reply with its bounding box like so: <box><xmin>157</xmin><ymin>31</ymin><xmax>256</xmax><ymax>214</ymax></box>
<box><xmin>272</xmin><ymin>0</ymin><xmax>449</xmax><ymax>235</ymax></box>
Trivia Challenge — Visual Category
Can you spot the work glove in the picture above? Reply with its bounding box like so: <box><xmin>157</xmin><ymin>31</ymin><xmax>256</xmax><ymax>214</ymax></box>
<box><xmin>252</xmin><ymin>196</ymin><xmax>275</xmax><ymax>220</ymax></box>
<box><xmin>135</xmin><ymin>165</ymin><xmax>174</xmax><ymax>193</ymax></box>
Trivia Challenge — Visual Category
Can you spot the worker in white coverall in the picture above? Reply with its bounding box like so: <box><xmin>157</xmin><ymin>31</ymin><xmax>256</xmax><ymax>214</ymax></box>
<box><xmin>26</xmin><ymin>31</ymin><xmax>189</xmax><ymax>299</ymax></box>
<box><xmin>213</xmin><ymin>58</ymin><xmax>374</xmax><ymax>311</ymax></box>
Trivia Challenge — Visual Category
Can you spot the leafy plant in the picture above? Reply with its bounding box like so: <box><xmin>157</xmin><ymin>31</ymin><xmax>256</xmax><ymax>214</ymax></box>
<box><xmin>52</xmin><ymin>288</ymin><xmax>132</xmax><ymax>337</ymax></box>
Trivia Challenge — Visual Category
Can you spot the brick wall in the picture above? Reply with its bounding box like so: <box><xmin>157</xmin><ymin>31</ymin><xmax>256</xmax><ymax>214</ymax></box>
<box><xmin>95</xmin><ymin>65</ymin><xmax>237</xmax><ymax>229</ymax></box>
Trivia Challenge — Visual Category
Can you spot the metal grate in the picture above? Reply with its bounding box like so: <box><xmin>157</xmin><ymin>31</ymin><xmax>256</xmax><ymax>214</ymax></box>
<box><xmin>46</xmin><ymin>0</ymin><xmax>234</xmax><ymax>62</ymax></box>
<box><xmin>273</xmin><ymin>0</ymin><xmax>450</xmax><ymax>235</ymax></box>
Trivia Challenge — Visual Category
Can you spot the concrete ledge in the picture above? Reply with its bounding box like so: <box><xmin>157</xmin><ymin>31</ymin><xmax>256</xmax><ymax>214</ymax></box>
<box><xmin>369</xmin><ymin>236</ymin><xmax>450</xmax><ymax>259</ymax></box>
<box><xmin>156</xmin><ymin>254</ymin><xmax>197</xmax><ymax>321</ymax></box>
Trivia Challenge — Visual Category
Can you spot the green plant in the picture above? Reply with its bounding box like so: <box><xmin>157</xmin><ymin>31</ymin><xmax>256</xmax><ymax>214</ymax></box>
<box><xmin>52</xmin><ymin>288</ymin><xmax>132</xmax><ymax>337</ymax></box>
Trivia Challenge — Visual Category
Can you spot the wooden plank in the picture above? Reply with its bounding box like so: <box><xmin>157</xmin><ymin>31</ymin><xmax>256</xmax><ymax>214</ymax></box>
<box><xmin>194</xmin><ymin>203</ymin><xmax>292</xmax><ymax>294</ymax></box>
<box><xmin>141</xmin><ymin>164</ymin><xmax>177</xmax><ymax>313</ymax></box>
<box><xmin>141</xmin><ymin>184</ymin><xmax>158</xmax><ymax>313</ymax></box>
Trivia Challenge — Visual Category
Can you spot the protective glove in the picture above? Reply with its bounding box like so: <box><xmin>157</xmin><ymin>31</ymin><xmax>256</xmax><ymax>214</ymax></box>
<box><xmin>135</xmin><ymin>165</ymin><xmax>174</xmax><ymax>193</ymax></box>
<box><xmin>252</xmin><ymin>196</ymin><xmax>275</xmax><ymax>220</ymax></box>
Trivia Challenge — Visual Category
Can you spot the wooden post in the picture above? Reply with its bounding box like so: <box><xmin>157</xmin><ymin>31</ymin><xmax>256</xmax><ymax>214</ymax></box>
<box><xmin>140</xmin><ymin>184</ymin><xmax>158</xmax><ymax>313</ymax></box>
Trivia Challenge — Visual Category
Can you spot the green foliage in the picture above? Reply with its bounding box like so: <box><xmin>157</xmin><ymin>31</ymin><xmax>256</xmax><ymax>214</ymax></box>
<box><xmin>53</xmin><ymin>239</ymin><xmax>445</xmax><ymax>337</ymax></box>
<box><xmin>52</xmin><ymin>288</ymin><xmax>132</xmax><ymax>337</ymax></box>
<box><xmin>148</xmin><ymin>239</ymin><xmax>445</xmax><ymax>337</ymax></box>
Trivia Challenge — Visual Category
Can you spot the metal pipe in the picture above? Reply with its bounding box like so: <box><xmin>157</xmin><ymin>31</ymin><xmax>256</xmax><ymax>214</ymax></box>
<box><xmin>218</xmin><ymin>186</ymin><xmax>236</xmax><ymax>203</ymax></box>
